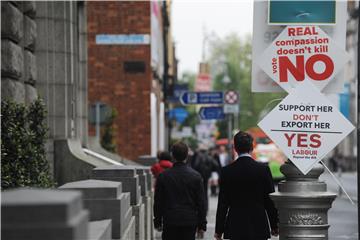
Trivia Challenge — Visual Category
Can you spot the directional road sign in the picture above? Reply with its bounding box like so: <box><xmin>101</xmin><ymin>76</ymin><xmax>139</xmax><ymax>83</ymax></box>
<box><xmin>180</xmin><ymin>91</ymin><xmax>223</xmax><ymax>105</ymax></box>
<box><xmin>199</xmin><ymin>107</ymin><xmax>225</xmax><ymax>120</ymax></box>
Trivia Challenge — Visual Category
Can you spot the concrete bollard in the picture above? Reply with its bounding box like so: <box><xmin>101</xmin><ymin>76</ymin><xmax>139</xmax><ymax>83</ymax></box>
<box><xmin>137</xmin><ymin>155</ymin><xmax>157</xmax><ymax>166</ymax></box>
<box><xmin>271</xmin><ymin>162</ymin><xmax>336</xmax><ymax>240</ymax></box>
<box><xmin>59</xmin><ymin>179</ymin><xmax>134</xmax><ymax>240</ymax></box>
<box><xmin>142</xmin><ymin>168</ymin><xmax>155</xmax><ymax>240</ymax></box>
<box><xmin>135</xmin><ymin>167</ymin><xmax>153</xmax><ymax>240</ymax></box>
<box><xmin>93</xmin><ymin>166</ymin><xmax>145</xmax><ymax>240</ymax></box>
<box><xmin>2</xmin><ymin>189</ymin><xmax>89</xmax><ymax>240</ymax></box>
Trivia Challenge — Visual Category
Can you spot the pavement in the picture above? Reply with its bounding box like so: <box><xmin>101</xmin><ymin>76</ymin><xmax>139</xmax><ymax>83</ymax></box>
<box><xmin>156</xmin><ymin>171</ymin><xmax>358</xmax><ymax>240</ymax></box>
<box><xmin>320</xmin><ymin>171</ymin><xmax>358</xmax><ymax>240</ymax></box>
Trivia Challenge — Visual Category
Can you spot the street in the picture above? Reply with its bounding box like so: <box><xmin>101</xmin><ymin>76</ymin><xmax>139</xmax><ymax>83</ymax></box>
<box><xmin>178</xmin><ymin>171</ymin><xmax>358</xmax><ymax>240</ymax></box>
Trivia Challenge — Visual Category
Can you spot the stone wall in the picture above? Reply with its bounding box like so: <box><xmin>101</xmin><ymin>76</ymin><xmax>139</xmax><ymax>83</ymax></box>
<box><xmin>2</xmin><ymin>1</ymin><xmax>37</xmax><ymax>103</ymax></box>
<box><xmin>35</xmin><ymin>2</ymin><xmax>90</xmax><ymax>178</ymax></box>
<box><xmin>2</xmin><ymin>166</ymin><xmax>154</xmax><ymax>240</ymax></box>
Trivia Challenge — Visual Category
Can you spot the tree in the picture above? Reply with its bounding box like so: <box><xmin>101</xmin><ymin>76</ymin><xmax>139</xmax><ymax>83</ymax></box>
<box><xmin>208</xmin><ymin>33</ymin><xmax>285</xmax><ymax>136</ymax></box>
<box><xmin>101</xmin><ymin>108</ymin><xmax>117</xmax><ymax>153</ymax></box>
<box><xmin>1</xmin><ymin>98</ymin><xmax>54</xmax><ymax>189</ymax></box>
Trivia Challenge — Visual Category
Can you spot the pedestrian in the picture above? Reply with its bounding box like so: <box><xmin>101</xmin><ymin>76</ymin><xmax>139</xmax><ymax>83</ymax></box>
<box><xmin>189</xmin><ymin>147</ymin><xmax>218</xmax><ymax>213</ymax></box>
<box><xmin>209</xmin><ymin>147</ymin><xmax>221</xmax><ymax>196</ymax></box>
<box><xmin>151</xmin><ymin>151</ymin><xmax>173</xmax><ymax>179</ymax></box>
<box><xmin>214</xmin><ymin>131</ymin><xmax>279</xmax><ymax>240</ymax></box>
<box><xmin>218</xmin><ymin>145</ymin><xmax>231</xmax><ymax>167</ymax></box>
<box><xmin>154</xmin><ymin>141</ymin><xmax>207</xmax><ymax>240</ymax></box>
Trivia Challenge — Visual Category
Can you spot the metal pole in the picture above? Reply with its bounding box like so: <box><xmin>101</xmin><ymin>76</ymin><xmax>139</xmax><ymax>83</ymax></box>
<box><xmin>227</xmin><ymin>114</ymin><xmax>233</xmax><ymax>161</ymax></box>
<box><xmin>357</xmin><ymin>3</ymin><xmax>360</xmax><ymax>236</ymax></box>
<box><xmin>96</xmin><ymin>102</ymin><xmax>100</xmax><ymax>139</ymax></box>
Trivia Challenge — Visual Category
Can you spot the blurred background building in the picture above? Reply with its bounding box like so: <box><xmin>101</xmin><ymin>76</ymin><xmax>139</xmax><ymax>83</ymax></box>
<box><xmin>1</xmin><ymin>1</ymin><xmax>176</xmax><ymax>184</ymax></box>
<box><xmin>87</xmin><ymin>1</ymin><xmax>177</xmax><ymax>161</ymax></box>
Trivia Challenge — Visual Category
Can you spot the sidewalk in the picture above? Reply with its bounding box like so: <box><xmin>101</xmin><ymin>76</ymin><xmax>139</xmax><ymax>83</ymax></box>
<box><xmin>155</xmin><ymin>172</ymin><xmax>357</xmax><ymax>240</ymax></box>
<box><xmin>319</xmin><ymin>171</ymin><xmax>358</xmax><ymax>202</ymax></box>
<box><xmin>203</xmin><ymin>196</ymin><xmax>278</xmax><ymax>240</ymax></box>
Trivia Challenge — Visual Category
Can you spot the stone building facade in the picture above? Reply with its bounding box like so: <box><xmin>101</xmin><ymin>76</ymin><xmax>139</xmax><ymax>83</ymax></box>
<box><xmin>2</xmin><ymin>1</ymin><xmax>126</xmax><ymax>185</ymax></box>
<box><xmin>2</xmin><ymin>2</ymin><xmax>37</xmax><ymax>104</ymax></box>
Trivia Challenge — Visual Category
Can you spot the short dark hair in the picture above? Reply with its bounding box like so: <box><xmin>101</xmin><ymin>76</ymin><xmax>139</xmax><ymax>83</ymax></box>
<box><xmin>158</xmin><ymin>151</ymin><xmax>172</xmax><ymax>161</ymax></box>
<box><xmin>171</xmin><ymin>141</ymin><xmax>188</xmax><ymax>162</ymax></box>
<box><xmin>234</xmin><ymin>131</ymin><xmax>254</xmax><ymax>154</ymax></box>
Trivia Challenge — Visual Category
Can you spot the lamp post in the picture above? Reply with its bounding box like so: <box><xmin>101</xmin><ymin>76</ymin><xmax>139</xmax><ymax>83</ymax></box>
<box><xmin>222</xmin><ymin>69</ymin><xmax>233</xmax><ymax>160</ymax></box>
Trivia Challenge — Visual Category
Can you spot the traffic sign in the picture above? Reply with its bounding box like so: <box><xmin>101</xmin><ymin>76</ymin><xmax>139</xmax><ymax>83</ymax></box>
<box><xmin>180</xmin><ymin>91</ymin><xmax>224</xmax><ymax>105</ymax></box>
<box><xmin>199</xmin><ymin>107</ymin><xmax>225</xmax><ymax>120</ymax></box>
<box><xmin>169</xmin><ymin>108</ymin><xmax>188</xmax><ymax>124</ymax></box>
<box><xmin>195</xmin><ymin>74</ymin><xmax>212</xmax><ymax>92</ymax></box>
<box><xmin>256</xmin><ymin>25</ymin><xmax>350</xmax><ymax>93</ymax></box>
<box><xmin>224</xmin><ymin>90</ymin><xmax>239</xmax><ymax>104</ymax></box>
<box><xmin>224</xmin><ymin>104</ymin><xmax>239</xmax><ymax>114</ymax></box>
<box><xmin>258</xmin><ymin>81</ymin><xmax>354</xmax><ymax>175</ymax></box>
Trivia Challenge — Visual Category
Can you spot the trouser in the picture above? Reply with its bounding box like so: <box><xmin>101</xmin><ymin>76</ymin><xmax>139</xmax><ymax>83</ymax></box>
<box><xmin>162</xmin><ymin>225</ymin><xmax>197</xmax><ymax>240</ymax></box>
<box><xmin>203</xmin><ymin>177</ymin><xmax>209</xmax><ymax>212</ymax></box>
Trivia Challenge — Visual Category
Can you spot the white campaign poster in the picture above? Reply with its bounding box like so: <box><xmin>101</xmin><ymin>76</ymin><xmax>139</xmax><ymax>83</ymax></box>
<box><xmin>258</xmin><ymin>81</ymin><xmax>354</xmax><ymax>174</ymax></box>
<box><xmin>255</xmin><ymin>26</ymin><xmax>350</xmax><ymax>93</ymax></box>
<box><xmin>251</xmin><ymin>1</ymin><xmax>348</xmax><ymax>93</ymax></box>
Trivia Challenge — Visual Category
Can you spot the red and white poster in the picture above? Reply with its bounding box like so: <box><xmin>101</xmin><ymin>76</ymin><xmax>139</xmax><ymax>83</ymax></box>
<box><xmin>195</xmin><ymin>74</ymin><xmax>212</xmax><ymax>92</ymax></box>
<box><xmin>258</xmin><ymin>81</ymin><xmax>354</xmax><ymax>174</ymax></box>
<box><xmin>255</xmin><ymin>26</ymin><xmax>350</xmax><ymax>93</ymax></box>
<box><xmin>251</xmin><ymin>1</ymin><xmax>348</xmax><ymax>93</ymax></box>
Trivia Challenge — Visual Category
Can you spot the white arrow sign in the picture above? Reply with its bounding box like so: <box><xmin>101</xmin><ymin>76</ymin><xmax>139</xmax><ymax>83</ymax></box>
<box><xmin>258</xmin><ymin>81</ymin><xmax>354</xmax><ymax>174</ymax></box>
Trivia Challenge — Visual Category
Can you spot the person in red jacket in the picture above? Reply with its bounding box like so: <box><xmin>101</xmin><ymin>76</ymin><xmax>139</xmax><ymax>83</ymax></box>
<box><xmin>151</xmin><ymin>151</ymin><xmax>173</xmax><ymax>179</ymax></box>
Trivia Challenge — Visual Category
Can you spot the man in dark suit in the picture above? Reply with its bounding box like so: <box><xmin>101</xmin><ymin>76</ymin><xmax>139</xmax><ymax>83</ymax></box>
<box><xmin>154</xmin><ymin>141</ymin><xmax>207</xmax><ymax>240</ymax></box>
<box><xmin>214</xmin><ymin>131</ymin><xmax>279</xmax><ymax>240</ymax></box>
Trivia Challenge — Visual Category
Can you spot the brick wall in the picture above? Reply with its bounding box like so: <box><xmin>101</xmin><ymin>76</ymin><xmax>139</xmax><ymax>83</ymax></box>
<box><xmin>87</xmin><ymin>1</ymin><xmax>152</xmax><ymax>160</ymax></box>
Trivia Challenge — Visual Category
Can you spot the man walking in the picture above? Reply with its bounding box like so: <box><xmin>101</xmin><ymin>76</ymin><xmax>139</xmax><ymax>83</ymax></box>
<box><xmin>154</xmin><ymin>141</ymin><xmax>207</xmax><ymax>240</ymax></box>
<box><xmin>214</xmin><ymin>131</ymin><xmax>279</xmax><ymax>240</ymax></box>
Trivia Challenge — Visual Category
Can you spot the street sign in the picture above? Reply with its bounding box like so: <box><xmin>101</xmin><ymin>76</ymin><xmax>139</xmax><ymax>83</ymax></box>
<box><xmin>258</xmin><ymin>81</ymin><xmax>354</xmax><ymax>175</ymax></box>
<box><xmin>268</xmin><ymin>1</ymin><xmax>336</xmax><ymax>25</ymax></box>
<box><xmin>256</xmin><ymin>25</ymin><xmax>350</xmax><ymax>93</ymax></box>
<box><xmin>224</xmin><ymin>104</ymin><xmax>239</xmax><ymax>114</ymax></box>
<box><xmin>251</xmin><ymin>1</ymin><xmax>348</xmax><ymax>93</ymax></box>
<box><xmin>96</xmin><ymin>34</ymin><xmax>150</xmax><ymax>45</ymax></box>
<box><xmin>167</xmin><ymin>83</ymin><xmax>188</xmax><ymax>103</ymax></box>
<box><xmin>169</xmin><ymin>108</ymin><xmax>188</xmax><ymax>124</ymax></box>
<box><xmin>224</xmin><ymin>90</ymin><xmax>239</xmax><ymax>104</ymax></box>
<box><xmin>199</xmin><ymin>107</ymin><xmax>225</xmax><ymax>120</ymax></box>
<box><xmin>180</xmin><ymin>91</ymin><xmax>224</xmax><ymax>105</ymax></box>
<box><xmin>195</xmin><ymin>74</ymin><xmax>212</xmax><ymax>92</ymax></box>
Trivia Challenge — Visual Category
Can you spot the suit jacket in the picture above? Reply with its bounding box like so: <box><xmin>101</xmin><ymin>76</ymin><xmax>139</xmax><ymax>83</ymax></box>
<box><xmin>154</xmin><ymin>162</ymin><xmax>207</xmax><ymax>230</ymax></box>
<box><xmin>215</xmin><ymin>156</ymin><xmax>278</xmax><ymax>240</ymax></box>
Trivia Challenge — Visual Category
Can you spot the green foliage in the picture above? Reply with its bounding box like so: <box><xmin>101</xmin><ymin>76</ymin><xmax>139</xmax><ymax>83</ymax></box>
<box><xmin>182</xmin><ymin>136</ymin><xmax>198</xmax><ymax>151</ymax></box>
<box><xmin>208</xmin><ymin>33</ymin><xmax>285</xmax><ymax>136</ymax></box>
<box><xmin>179</xmin><ymin>71</ymin><xmax>196</xmax><ymax>91</ymax></box>
<box><xmin>1</xmin><ymin>98</ymin><xmax>54</xmax><ymax>189</ymax></box>
<box><xmin>101</xmin><ymin>108</ymin><xmax>117</xmax><ymax>153</ymax></box>
<box><xmin>269</xmin><ymin>161</ymin><xmax>284</xmax><ymax>179</ymax></box>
